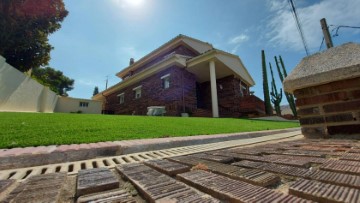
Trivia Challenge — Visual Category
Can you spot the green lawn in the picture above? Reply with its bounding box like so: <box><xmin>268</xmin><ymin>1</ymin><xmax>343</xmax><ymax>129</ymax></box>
<box><xmin>0</xmin><ymin>112</ymin><xmax>299</xmax><ymax>148</ymax></box>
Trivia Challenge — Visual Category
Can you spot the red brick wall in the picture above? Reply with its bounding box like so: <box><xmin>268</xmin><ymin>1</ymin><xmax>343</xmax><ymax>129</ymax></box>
<box><xmin>195</xmin><ymin>75</ymin><xmax>263</xmax><ymax>117</ymax></box>
<box><xmin>105</xmin><ymin>66</ymin><xmax>197</xmax><ymax>116</ymax></box>
<box><xmin>122</xmin><ymin>45</ymin><xmax>198</xmax><ymax>79</ymax></box>
<box><xmin>294</xmin><ymin>77</ymin><xmax>360</xmax><ymax>138</ymax></box>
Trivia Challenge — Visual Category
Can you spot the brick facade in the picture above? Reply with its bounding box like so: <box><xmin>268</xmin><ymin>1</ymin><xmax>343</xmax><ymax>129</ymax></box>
<box><xmin>122</xmin><ymin>45</ymin><xmax>197</xmax><ymax>79</ymax></box>
<box><xmin>295</xmin><ymin>77</ymin><xmax>360</xmax><ymax>138</ymax></box>
<box><xmin>194</xmin><ymin>75</ymin><xmax>265</xmax><ymax>117</ymax></box>
<box><xmin>105</xmin><ymin>65</ymin><xmax>197</xmax><ymax>116</ymax></box>
<box><xmin>102</xmin><ymin>41</ymin><xmax>264</xmax><ymax>118</ymax></box>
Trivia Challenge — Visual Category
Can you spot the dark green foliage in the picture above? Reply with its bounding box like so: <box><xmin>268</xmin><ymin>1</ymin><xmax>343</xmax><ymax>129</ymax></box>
<box><xmin>275</xmin><ymin>56</ymin><xmax>297</xmax><ymax>117</ymax></box>
<box><xmin>32</xmin><ymin>67</ymin><xmax>74</xmax><ymax>96</ymax></box>
<box><xmin>0</xmin><ymin>0</ymin><xmax>68</xmax><ymax>72</ymax></box>
<box><xmin>261</xmin><ymin>50</ymin><xmax>272</xmax><ymax>115</ymax></box>
<box><xmin>93</xmin><ymin>86</ymin><xmax>99</xmax><ymax>96</ymax></box>
<box><xmin>269</xmin><ymin>63</ymin><xmax>282</xmax><ymax>116</ymax></box>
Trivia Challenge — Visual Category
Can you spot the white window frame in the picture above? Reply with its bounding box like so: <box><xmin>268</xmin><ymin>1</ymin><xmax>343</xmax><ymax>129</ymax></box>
<box><xmin>239</xmin><ymin>82</ymin><xmax>247</xmax><ymax>97</ymax></box>
<box><xmin>79</xmin><ymin>101</ymin><xmax>89</xmax><ymax>107</ymax></box>
<box><xmin>161</xmin><ymin>74</ymin><xmax>170</xmax><ymax>89</ymax></box>
<box><xmin>133</xmin><ymin>85</ymin><xmax>142</xmax><ymax>99</ymax></box>
<box><xmin>118</xmin><ymin>93</ymin><xmax>125</xmax><ymax>104</ymax></box>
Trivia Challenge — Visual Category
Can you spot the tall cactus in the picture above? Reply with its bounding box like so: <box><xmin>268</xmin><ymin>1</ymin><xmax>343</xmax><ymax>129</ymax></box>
<box><xmin>269</xmin><ymin>62</ymin><xmax>282</xmax><ymax>116</ymax></box>
<box><xmin>275</xmin><ymin>56</ymin><xmax>297</xmax><ymax>117</ymax></box>
<box><xmin>262</xmin><ymin>50</ymin><xmax>272</xmax><ymax>115</ymax></box>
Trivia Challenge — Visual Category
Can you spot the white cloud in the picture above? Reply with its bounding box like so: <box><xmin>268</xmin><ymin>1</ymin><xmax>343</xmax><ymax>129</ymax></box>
<box><xmin>267</xmin><ymin>0</ymin><xmax>287</xmax><ymax>11</ymax></box>
<box><xmin>229</xmin><ymin>34</ymin><xmax>250</xmax><ymax>44</ymax></box>
<box><xmin>228</xmin><ymin>34</ymin><xmax>250</xmax><ymax>53</ymax></box>
<box><xmin>266</xmin><ymin>0</ymin><xmax>360</xmax><ymax>52</ymax></box>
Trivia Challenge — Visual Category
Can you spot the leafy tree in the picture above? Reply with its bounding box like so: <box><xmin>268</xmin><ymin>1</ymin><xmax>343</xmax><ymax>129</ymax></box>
<box><xmin>93</xmin><ymin>86</ymin><xmax>99</xmax><ymax>96</ymax></box>
<box><xmin>261</xmin><ymin>50</ymin><xmax>272</xmax><ymax>115</ymax></box>
<box><xmin>32</xmin><ymin>67</ymin><xmax>74</xmax><ymax>96</ymax></box>
<box><xmin>275</xmin><ymin>56</ymin><xmax>297</xmax><ymax>117</ymax></box>
<box><xmin>269</xmin><ymin>63</ymin><xmax>282</xmax><ymax>116</ymax></box>
<box><xmin>0</xmin><ymin>0</ymin><xmax>68</xmax><ymax>72</ymax></box>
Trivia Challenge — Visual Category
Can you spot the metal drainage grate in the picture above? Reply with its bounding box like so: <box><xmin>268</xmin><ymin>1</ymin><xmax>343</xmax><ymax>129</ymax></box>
<box><xmin>0</xmin><ymin>131</ymin><xmax>302</xmax><ymax>181</ymax></box>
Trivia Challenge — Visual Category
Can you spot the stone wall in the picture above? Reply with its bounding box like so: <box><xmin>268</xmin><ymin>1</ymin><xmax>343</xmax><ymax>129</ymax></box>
<box><xmin>105</xmin><ymin>65</ymin><xmax>197</xmax><ymax>116</ymax></box>
<box><xmin>295</xmin><ymin>77</ymin><xmax>360</xmax><ymax>138</ymax></box>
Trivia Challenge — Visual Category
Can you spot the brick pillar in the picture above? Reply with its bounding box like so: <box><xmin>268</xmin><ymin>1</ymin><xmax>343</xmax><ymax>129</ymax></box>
<box><xmin>294</xmin><ymin>77</ymin><xmax>360</xmax><ymax>138</ymax></box>
<box><xmin>284</xmin><ymin>43</ymin><xmax>360</xmax><ymax>139</ymax></box>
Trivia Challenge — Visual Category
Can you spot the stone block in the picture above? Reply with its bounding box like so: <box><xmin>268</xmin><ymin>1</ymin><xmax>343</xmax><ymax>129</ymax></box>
<box><xmin>301</xmin><ymin>127</ymin><xmax>327</xmax><ymax>138</ymax></box>
<box><xmin>77</xmin><ymin>167</ymin><xmax>119</xmax><ymax>197</ymax></box>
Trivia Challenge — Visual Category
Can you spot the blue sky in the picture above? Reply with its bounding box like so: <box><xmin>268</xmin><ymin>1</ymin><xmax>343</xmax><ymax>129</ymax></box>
<box><xmin>49</xmin><ymin>0</ymin><xmax>360</xmax><ymax>104</ymax></box>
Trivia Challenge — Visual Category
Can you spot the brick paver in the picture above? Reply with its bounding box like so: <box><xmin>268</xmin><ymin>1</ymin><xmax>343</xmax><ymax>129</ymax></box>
<box><xmin>77</xmin><ymin>168</ymin><xmax>119</xmax><ymax>197</ymax></box>
<box><xmin>144</xmin><ymin>159</ymin><xmax>191</xmax><ymax>176</ymax></box>
<box><xmin>2</xmin><ymin>135</ymin><xmax>360</xmax><ymax>202</ymax></box>
<box><xmin>289</xmin><ymin>179</ymin><xmax>360</xmax><ymax>203</ymax></box>
<box><xmin>76</xmin><ymin>189</ymin><xmax>136</xmax><ymax>203</ymax></box>
<box><xmin>116</xmin><ymin>163</ymin><xmax>220</xmax><ymax>202</ymax></box>
<box><xmin>178</xmin><ymin>170</ymin><xmax>312</xmax><ymax>203</ymax></box>
<box><xmin>0</xmin><ymin>179</ymin><xmax>15</xmax><ymax>194</ymax></box>
<box><xmin>5</xmin><ymin>173</ymin><xmax>67</xmax><ymax>203</ymax></box>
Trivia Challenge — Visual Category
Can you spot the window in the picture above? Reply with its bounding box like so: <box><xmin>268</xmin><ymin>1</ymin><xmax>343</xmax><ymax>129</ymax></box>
<box><xmin>133</xmin><ymin>85</ymin><xmax>142</xmax><ymax>99</ymax></box>
<box><xmin>118</xmin><ymin>93</ymin><xmax>125</xmax><ymax>104</ymax></box>
<box><xmin>161</xmin><ymin>74</ymin><xmax>170</xmax><ymax>89</ymax></box>
<box><xmin>79</xmin><ymin>102</ymin><xmax>89</xmax><ymax>107</ymax></box>
<box><xmin>239</xmin><ymin>82</ymin><xmax>248</xmax><ymax>97</ymax></box>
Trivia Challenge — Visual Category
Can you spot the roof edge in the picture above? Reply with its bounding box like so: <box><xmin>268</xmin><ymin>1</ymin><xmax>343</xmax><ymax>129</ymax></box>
<box><xmin>116</xmin><ymin>34</ymin><xmax>213</xmax><ymax>78</ymax></box>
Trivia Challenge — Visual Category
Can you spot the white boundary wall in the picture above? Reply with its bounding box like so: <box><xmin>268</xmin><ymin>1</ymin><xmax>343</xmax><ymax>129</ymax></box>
<box><xmin>55</xmin><ymin>97</ymin><xmax>102</xmax><ymax>114</ymax></box>
<box><xmin>0</xmin><ymin>56</ymin><xmax>58</xmax><ymax>112</ymax></box>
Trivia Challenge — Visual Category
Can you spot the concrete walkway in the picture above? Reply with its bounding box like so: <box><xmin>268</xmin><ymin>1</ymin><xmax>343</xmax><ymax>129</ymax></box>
<box><xmin>0</xmin><ymin>128</ymin><xmax>300</xmax><ymax>170</ymax></box>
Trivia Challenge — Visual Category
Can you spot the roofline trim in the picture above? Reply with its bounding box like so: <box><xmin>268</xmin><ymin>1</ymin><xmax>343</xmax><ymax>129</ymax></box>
<box><xmin>116</xmin><ymin>35</ymin><xmax>213</xmax><ymax>78</ymax></box>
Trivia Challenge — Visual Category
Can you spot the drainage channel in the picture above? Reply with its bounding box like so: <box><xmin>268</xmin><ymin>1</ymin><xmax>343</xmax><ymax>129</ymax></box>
<box><xmin>0</xmin><ymin>131</ymin><xmax>302</xmax><ymax>181</ymax></box>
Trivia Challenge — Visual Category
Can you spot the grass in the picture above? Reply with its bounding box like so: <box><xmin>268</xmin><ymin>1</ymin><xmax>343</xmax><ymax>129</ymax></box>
<box><xmin>0</xmin><ymin>112</ymin><xmax>299</xmax><ymax>148</ymax></box>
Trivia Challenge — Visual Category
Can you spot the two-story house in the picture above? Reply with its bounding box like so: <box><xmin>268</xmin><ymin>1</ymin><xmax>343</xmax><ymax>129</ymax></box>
<box><xmin>93</xmin><ymin>35</ymin><xmax>265</xmax><ymax>117</ymax></box>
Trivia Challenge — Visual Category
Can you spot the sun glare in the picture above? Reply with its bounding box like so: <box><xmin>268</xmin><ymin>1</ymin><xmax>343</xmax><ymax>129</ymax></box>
<box><xmin>123</xmin><ymin>0</ymin><xmax>144</xmax><ymax>7</ymax></box>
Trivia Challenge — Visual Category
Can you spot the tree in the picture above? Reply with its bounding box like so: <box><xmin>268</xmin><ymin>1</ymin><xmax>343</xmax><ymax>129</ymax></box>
<box><xmin>269</xmin><ymin>63</ymin><xmax>282</xmax><ymax>116</ymax></box>
<box><xmin>93</xmin><ymin>86</ymin><xmax>99</xmax><ymax>96</ymax></box>
<box><xmin>275</xmin><ymin>56</ymin><xmax>297</xmax><ymax>117</ymax></box>
<box><xmin>32</xmin><ymin>67</ymin><xmax>74</xmax><ymax>96</ymax></box>
<box><xmin>261</xmin><ymin>50</ymin><xmax>272</xmax><ymax>115</ymax></box>
<box><xmin>0</xmin><ymin>0</ymin><xmax>68</xmax><ymax>72</ymax></box>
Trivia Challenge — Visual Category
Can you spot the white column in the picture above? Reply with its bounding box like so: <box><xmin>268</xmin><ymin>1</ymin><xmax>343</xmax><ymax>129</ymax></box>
<box><xmin>209</xmin><ymin>60</ymin><xmax>219</xmax><ymax>118</ymax></box>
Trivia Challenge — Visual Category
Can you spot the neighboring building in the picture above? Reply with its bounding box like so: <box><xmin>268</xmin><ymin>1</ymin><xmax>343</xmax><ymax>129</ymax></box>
<box><xmin>54</xmin><ymin>97</ymin><xmax>102</xmax><ymax>114</ymax></box>
<box><xmin>93</xmin><ymin>35</ymin><xmax>265</xmax><ymax>117</ymax></box>
<box><xmin>0</xmin><ymin>55</ymin><xmax>101</xmax><ymax>114</ymax></box>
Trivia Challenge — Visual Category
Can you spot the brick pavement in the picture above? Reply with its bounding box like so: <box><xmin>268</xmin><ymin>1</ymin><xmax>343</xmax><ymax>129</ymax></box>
<box><xmin>1</xmin><ymin>138</ymin><xmax>360</xmax><ymax>202</ymax></box>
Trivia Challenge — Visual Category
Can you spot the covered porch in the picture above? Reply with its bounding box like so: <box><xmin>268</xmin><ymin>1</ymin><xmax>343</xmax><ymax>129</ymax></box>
<box><xmin>186</xmin><ymin>49</ymin><xmax>262</xmax><ymax>118</ymax></box>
